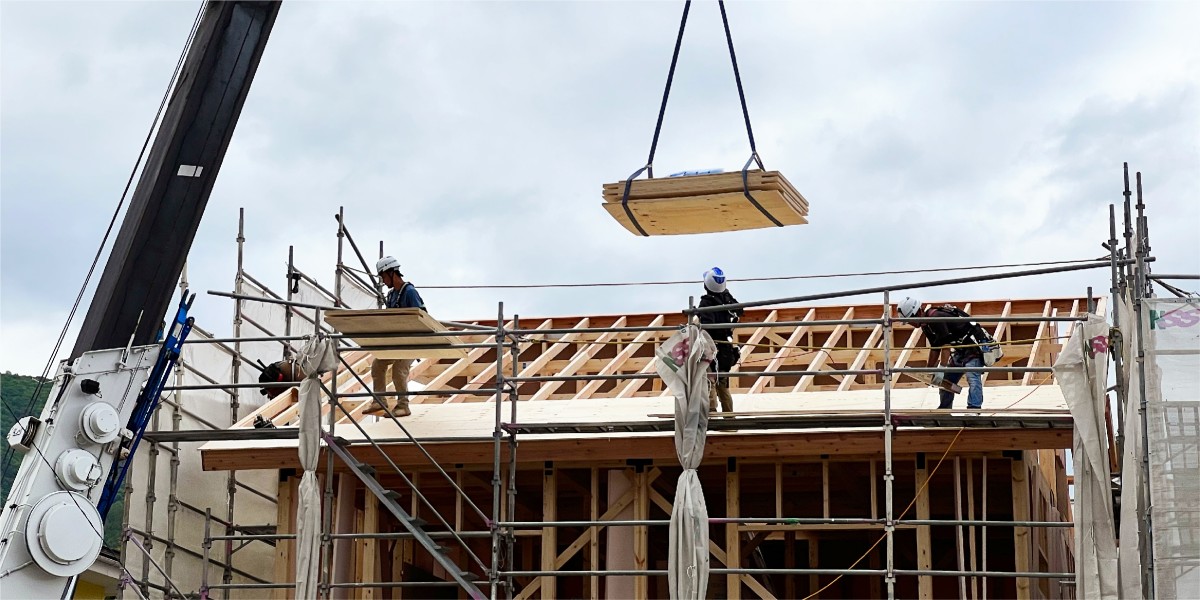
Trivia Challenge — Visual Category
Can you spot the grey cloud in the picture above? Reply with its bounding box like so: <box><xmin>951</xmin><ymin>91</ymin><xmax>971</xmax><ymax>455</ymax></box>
<box><xmin>4</xmin><ymin>1</ymin><xmax>1199</xmax><ymax>375</ymax></box>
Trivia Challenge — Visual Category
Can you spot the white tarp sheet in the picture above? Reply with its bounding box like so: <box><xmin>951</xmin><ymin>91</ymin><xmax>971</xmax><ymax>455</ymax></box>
<box><xmin>1054</xmin><ymin>314</ymin><xmax>1118</xmax><ymax>599</ymax></box>
<box><xmin>293</xmin><ymin>336</ymin><xmax>336</xmax><ymax>599</ymax></box>
<box><xmin>1117</xmin><ymin>297</ymin><xmax>1145</xmax><ymax>599</ymax></box>
<box><xmin>656</xmin><ymin>324</ymin><xmax>716</xmax><ymax>600</ymax></box>
<box><xmin>1144</xmin><ymin>298</ymin><xmax>1200</xmax><ymax>599</ymax></box>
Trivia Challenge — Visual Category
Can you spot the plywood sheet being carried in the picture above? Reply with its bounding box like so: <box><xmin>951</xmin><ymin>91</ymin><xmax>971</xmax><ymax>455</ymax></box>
<box><xmin>602</xmin><ymin>170</ymin><xmax>809</xmax><ymax>236</ymax></box>
<box><xmin>324</xmin><ymin>308</ymin><xmax>468</xmax><ymax>360</ymax></box>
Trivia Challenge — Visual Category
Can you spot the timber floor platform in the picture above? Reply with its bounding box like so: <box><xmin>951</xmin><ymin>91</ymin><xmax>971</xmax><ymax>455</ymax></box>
<box><xmin>199</xmin><ymin>386</ymin><xmax>1071</xmax><ymax>471</ymax></box>
<box><xmin>602</xmin><ymin>170</ymin><xmax>809</xmax><ymax>235</ymax></box>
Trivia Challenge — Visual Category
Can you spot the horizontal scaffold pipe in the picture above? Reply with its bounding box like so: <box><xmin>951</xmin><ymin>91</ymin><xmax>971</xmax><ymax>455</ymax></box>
<box><xmin>498</xmin><ymin>518</ymin><xmax>1074</xmax><ymax>528</ymax></box>
<box><xmin>145</xmin><ymin>428</ymin><xmax>497</xmax><ymax>444</ymax></box>
<box><xmin>158</xmin><ymin>383</ymin><xmax>500</xmax><ymax>396</ymax></box>
<box><xmin>1150</xmin><ymin>273</ymin><xmax>1200</xmax><ymax>280</ymax></box>
<box><xmin>891</xmin><ymin>315</ymin><xmax>1088</xmax><ymax>323</ymax></box>
<box><xmin>506</xmin><ymin>368</ymin><xmax>882</xmax><ymax>384</ymax></box>
<box><xmin>497</xmin><ymin>568</ymin><xmax>1074</xmax><ymax>579</ymax></box>
<box><xmin>892</xmin><ymin>366</ymin><xmax>1054</xmax><ymax>374</ymax></box>
<box><xmin>690</xmin><ymin>258</ymin><xmax>1143</xmax><ymax>314</ymax></box>
<box><xmin>338</xmin><ymin>388</ymin><xmax>499</xmax><ymax>398</ymax></box>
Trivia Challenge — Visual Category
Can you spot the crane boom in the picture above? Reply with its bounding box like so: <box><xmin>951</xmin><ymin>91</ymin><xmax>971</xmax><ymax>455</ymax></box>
<box><xmin>2</xmin><ymin>2</ymin><xmax>280</xmax><ymax>596</ymax></box>
<box><xmin>71</xmin><ymin>0</ymin><xmax>280</xmax><ymax>358</ymax></box>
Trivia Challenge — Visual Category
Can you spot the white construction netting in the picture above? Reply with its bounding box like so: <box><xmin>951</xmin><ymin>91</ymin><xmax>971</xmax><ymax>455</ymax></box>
<box><xmin>122</xmin><ymin>269</ymin><xmax>376</xmax><ymax>598</ymax></box>
<box><xmin>1143</xmin><ymin>298</ymin><xmax>1200</xmax><ymax>599</ymax></box>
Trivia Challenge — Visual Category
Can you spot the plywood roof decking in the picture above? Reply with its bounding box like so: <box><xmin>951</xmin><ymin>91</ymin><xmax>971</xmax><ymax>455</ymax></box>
<box><xmin>200</xmin><ymin>385</ymin><xmax>1071</xmax><ymax>471</ymax></box>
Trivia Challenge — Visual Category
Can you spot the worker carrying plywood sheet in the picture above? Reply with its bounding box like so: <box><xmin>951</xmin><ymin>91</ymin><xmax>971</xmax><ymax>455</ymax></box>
<box><xmin>364</xmin><ymin>255</ymin><xmax>426</xmax><ymax>417</ymax></box>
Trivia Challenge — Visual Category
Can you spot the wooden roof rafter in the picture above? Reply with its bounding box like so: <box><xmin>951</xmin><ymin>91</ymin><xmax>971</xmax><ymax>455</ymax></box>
<box><xmin>227</xmin><ymin>297</ymin><xmax>1097</xmax><ymax>431</ymax></box>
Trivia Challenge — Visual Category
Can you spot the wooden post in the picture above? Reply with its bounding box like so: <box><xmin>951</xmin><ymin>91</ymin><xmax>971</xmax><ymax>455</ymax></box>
<box><xmin>456</xmin><ymin>469</ymin><xmax>465</xmax><ymax>532</ymax></box>
<box><xmin>870</xmin><ymin>460</ymin><xmax>878</xmax><ymax>521</ymax></box>
<box><xmin>634</xmin><ymin>466</ymin><xmax>649</xmax><ymax>599</ymax></box>
<box><xmin>727</xmin><ymin>458</ymin><xmax>741</xmax><ymax>600</ymax></box>
<box><xmin>363</xmin><ymin>493</ymin><xmax>379</xmax><ymax>600</ymax></box>
<box><xmin>273</xmin><ymin>474</ymin><xmax>297</xmax><ymax>600</ymax></box>
<box><xmin>332</xmin><ymin>476</ymin><xmax>357</xmax><ymax>600</ymax></box>
<box><xmin>775</xmin><ymin>462</ymin><xmax>783</xmax><ymax>519</ymax></box>
<box><xmin>784</xmin><ymin>532</ymin><xmax>796</xmax><ymax>600</ymax></box>
<box><xmin>589</xmin><ymin>468</ymin><xmax>600</xmax><ymax>600</ymax></box>
<box><xmin>542</xmin><ymin>462</ymin><xmax>557</xmax><ymax>600</ymax></box>
<box><xmin>1011</xmin><ymin>454</ymin><xmax>1032</xmax><ymax>600</ymax></box>
<box><xmin>605</xmin><ymin>470</ymin><xmax>635</xmax><ymax>599</ymax></box>
<box><xmin>821</xmin><ymin>459</ymin><xmax>830</xmax><ymax>520</ymax></box>
<box><xmin>915</xmin><ymin>454</ymin><xmax>932</xmax><ymax>600</ymax></box>
<box><xmin>967</xmin><ymin>459</ymin><xmax>978</xmax><ymax>600</ymax></box>
<box><xmin>954</xmin><ymin>458</ymin><xmax>967</xmax><ymax>599</ymax></box>
<box><xmin>354</xmin><ymin>509</ymin><xmax>365</xmax><ymax>600</ymax></box>
<box><xmin>807</xmin><ymin>538</ymin><xmax>819</xmax><ymax>598</ymax></box>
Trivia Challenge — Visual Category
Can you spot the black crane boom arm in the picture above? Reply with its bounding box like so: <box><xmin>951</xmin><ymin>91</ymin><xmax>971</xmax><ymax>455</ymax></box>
<box><xmin>72</xmin><ymin>0</ymin><xmax>281</xmax><ymax>357</ymax></box>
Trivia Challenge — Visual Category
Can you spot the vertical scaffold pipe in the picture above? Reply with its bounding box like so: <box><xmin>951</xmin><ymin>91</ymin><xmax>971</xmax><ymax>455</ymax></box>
<box><xmin>507</xmin><ymin>314</ymin><xmax>521</xmax><ymax>600</ymax></box>
<box><xmin>1108</xmin><ymin>205</ymin><xmax>1127</xmax><ymax>459</ymax></box>
<box><xmin>491</xmin><ymin>302</ymin><xmax>505</xmax><ymax>599</ymax></box>
<box><xmin>883</xmin><ymin>290</ymin><xmax>896</xmax><ymax>599</ymax></box>
<box><xmin>1132</xmin><ymin>175</ymin><xmax>1156</xmax><ymax>598</ymax></box>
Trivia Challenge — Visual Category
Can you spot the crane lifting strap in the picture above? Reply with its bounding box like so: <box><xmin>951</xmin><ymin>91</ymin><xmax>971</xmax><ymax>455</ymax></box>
<box><xmin>620</xmin><ymin>0</ymin><xmax>783</xmax><ymax>236</ymax></box>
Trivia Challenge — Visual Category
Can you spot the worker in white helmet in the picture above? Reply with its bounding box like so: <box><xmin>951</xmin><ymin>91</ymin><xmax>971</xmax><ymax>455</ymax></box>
<box><xmin>698</xmin><ymin>267</ymin><xmax>743</xmax><ymax>412</ymax></box>
<box><xmin>897</xmin><ymin>297</ymin><xmax>987</xmax><ymax>409</ymax></box>
<box><xmin>365</xmin><ymin>256</ymin><xmax>426</xmax><ymax>417</ymax></box>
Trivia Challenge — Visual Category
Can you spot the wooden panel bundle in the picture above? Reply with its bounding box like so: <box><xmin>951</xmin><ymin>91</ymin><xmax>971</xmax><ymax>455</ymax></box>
<box><xmin>602</xmin><ymin>170</ymin><xmax>809</xmax><ymax>235</ymax></box>
<box><xmin>324</xmin><ymin>308</ymin><xmax>468</xmax><ymax>359</ymax></box>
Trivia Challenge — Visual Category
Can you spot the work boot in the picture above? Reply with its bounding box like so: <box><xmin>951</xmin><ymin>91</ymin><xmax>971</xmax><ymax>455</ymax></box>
<box><xmin>393</xmin><ymin>402</ymin><xmax>411</xmax><ymax>417</ymax></box>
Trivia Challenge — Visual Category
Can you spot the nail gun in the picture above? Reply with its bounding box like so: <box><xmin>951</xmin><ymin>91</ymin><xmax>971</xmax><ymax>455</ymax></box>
<box><xmin>912</xmin><ymin>372</ymin><xmax>963</xmax><ymax>394</ymax></box>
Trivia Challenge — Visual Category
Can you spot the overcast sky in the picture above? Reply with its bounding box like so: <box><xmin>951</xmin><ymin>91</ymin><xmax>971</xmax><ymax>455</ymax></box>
<box><xmin>2</xmin><ymin>1</ymin><xmax>1197</xmax><ymax>376</ymax></box>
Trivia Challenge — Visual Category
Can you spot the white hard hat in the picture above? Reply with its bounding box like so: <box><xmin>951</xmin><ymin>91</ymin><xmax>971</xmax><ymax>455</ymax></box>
<box><xmin>897</xmin><ymin>297</ymin><xmax>922</xmax><ymax>318</ymax></box>
<box><xmin>703</xmin><ymin>267</ymin><xmax>727</xmax><ymax>293</ymax></box>
<box><xmin>376</xmin><ymin>256</ymin><xmax>401</xmax><ymax>275</ymax></box>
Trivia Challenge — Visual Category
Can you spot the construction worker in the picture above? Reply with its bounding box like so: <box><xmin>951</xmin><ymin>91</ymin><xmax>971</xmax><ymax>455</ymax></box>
<box><xmin>897</xmin><ymin>297</ymin><xmax>985</xmax><ymax>409</ymax></box>
<box><xmin>699</xmin><ymin>267</ymin><xmax>743</xmax><ymax>412</ymax></box>
<box><xmin>365</xmin><ymin>256</ymin><xmax>426</xmax><ymax>417</ymax></box>
<box><xmin>257</xmin><ymin>359</ymin><xmax>304</xmax><ymax>399</ymax></box>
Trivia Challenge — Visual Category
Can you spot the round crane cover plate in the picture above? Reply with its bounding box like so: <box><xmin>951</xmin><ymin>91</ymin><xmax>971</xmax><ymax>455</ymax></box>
<box><xmin>25</xmin><ymin>491</ymin><xmax>103</xmax><ymax>577</ymax></box>
<box><xmin>54</xmin><ymin>448</ymin><xmax>101</xmax><ymax>491</ymax></box>
<box><xmin>80</xmin><ymin>402</ymin><xmax>121</xmax><ymax>444</ymax></box>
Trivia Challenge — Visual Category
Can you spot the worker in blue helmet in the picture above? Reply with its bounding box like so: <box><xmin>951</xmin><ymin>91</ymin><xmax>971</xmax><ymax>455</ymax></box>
<box><xmin>698</xmin><ymin>267</ymin><xmax>743</xmax><ymax>412</ymax></box>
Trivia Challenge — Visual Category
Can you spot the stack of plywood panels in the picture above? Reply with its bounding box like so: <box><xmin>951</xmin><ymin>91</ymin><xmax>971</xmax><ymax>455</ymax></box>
<box><xmin>324</xmin><ymin>308</ymin><xmax>468</xmax><ymax>360</ymax></box>
<box><xmin>602</xmin><ymin>169</ymin><xmax>809</xmax><ymax>235</ymax></box>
